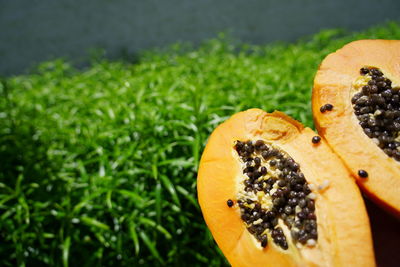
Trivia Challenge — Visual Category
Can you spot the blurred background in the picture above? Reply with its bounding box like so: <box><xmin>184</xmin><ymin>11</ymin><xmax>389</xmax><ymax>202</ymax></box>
<box><xmin>1</xmin><ymin>0</ymin><xmax>400</xmax><ymax>266</ymax></box>
<box><xmin>1</xmin><ymin>0</ymin><xmax>400</xmax><ymax>75</ymax></box>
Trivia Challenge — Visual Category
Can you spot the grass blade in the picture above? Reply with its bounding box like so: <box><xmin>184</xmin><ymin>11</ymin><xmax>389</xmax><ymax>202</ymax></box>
<box><xmin>159</xmin><ymin>175</ymin><xmax>180</xmax><ymax>207</ymax></box>
<box><xmin>139</xmin><ymin>217</ymin><xmax>172</xmax><ymax>240</ymax></box>
<box><xmin>129</xmin><ymin>222</ymin><xmax>140</xmax><ymax>256</ymax></box>
<box><xmin>176</xmin><ymin>185</ymin><xmax>199</xmax><ymax>209</ymax></box>
<box><xmin>62</xmin><ymin>236</ymin><xmax>71</xmax><ymax>267</ymax></box>
<box><xmin>138</xmin><ymin>231</ymin><xmax>164</xmax><ymax>265</ymax></box>
<box><xmin>155</xmin><ymin>182</ymin><xmax>162</xmax><ymax>224</ymax></box>
<box><xmin>80</xmin><ymin>216</ymin><xmax>110</xmax><ymax>231</ymax></box>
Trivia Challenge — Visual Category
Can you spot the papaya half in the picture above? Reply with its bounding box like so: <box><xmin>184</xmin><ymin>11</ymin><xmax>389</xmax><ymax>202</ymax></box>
<box><xmin>197</xmin><ymin>109</ymin><xmax>374</xmax><ymax>267</ymax></box>
<box><xmin>312</xmin><ymin>40</ymin><xmax>400</xmax><ymax>217</ymax></box>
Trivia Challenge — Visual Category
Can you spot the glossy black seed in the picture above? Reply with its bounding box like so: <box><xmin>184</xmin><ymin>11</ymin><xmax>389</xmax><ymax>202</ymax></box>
<box><xmin>278</xmin><ymin>180</ymin><xmax>286</xmax><ymax>187</ymax></box>
<box><xmin>378</xmin><ymin>81</ymin><xmax>387</xmax><ymax>89</ymax></box>
<box><xmin>236</xmin><ymin>141</ymin><xmax>245</xmax><ymax>151</ymax></box>
<box><xmin>298</xmin><ymin>198</ymin><xmax>307</xmax><ymax>208</ymax></box>
<box><xmin>371</xmin><ymin>68</ymin><xmax>383</xmax><ymax>76</ymax></box>
<box><xmin>292</xmin><ymin>162</ymin><xmax>299</xmax><ymax>171</ymax></box>
<box><xmin>303</xmin><ymin>184</ymin><xmax>311</xmax><ymax>194</ymax></box>
<box><xmin>296</xmin><ymin>175</ymin><xmax>306</xmax><ymax>185</ymax></box>
<box><xmin>351</xmin><ymin>92</ymin><xmax>362</xmax><ymax>104</ymax></box>
<box><xmin>288</xmin><ymin>198</ymin><xmax>298</xmax><ymax>207</ymax></box>
<box><xmin>261</xmin><ymin>235</ymin><xmax>268</xmax><ymax>247</ymax></box>
<box><xmin>270</xmin><ymin>149</ymin><xmax>278</xmax><ymax>156</ymax></box>
<box><xmin>266</xmin><ymin>178</ymin><xmax>276</xmax><ymax>185</ymax></box>
<box><xmin>255</xmin><ymin>140</ymin><xmax>264</xmax><ymax>149</ymax></box>
<box><xmin>276</xmin><ymin>162</ymin><xmax>284</xmax><ymax>170</ymax></box>
<box><xmin>382</xmin><ymin>89</ymin><xmax>392</xmax><ymax>98</ymax></box>
<box><xmin>255</xmin><ymin>226</ymin><xmax>264</xmax><ymax>234</ymax></box>
<box><xmin>362</xmin><ymin>85</ymin><xmax>371</xmax><ymax>94</ymax></box>
<box><xmin>307</xmin><ymin>199</ymin><xmax>315</xmax><ymax>211</ymax></box>
<box><xmin>307</xmin><ymin>221</ymin><xmax>317</xmax><ymax>230</ymax></box>
<box><xmin>271</xmin><ymin>229</ymin><xmax>279</xmax><ymax>238</ymax></box>
<box><xmin>262</xmin><ymin>221</ymin><xmax>271</xmax><ymax>229</ymax></box>
<box><xmin>370</xmin><ymin>85</ymin><xmax>378</xmax><ymax>93</ymax></box>
<box><xmin>297</xmin><ymin>212</ymin><xmax>307</xmax><ymax>220</ymax></box>
<box><xmin>281</xmin><ymin>240</ymin><xmax>288</xmax><ymax>250</ymax></box>
<box><xmin>312</xmin><ymin>136</ymin><xmax>321</xmax><ymax>144</ymax></box>
<box><xmin>358</xmin><ymin>169</ymin><xmax>368</xmax><ymax>178</ymax></box>
<box><xmin>244</xmin><ymin>180</ymin><xmax>252</xmax><ymax>187</ymax></box>
<box><xmin>227</xmin><ymin>199</ymin><xmax>234</xmax><ymax>207</ymax></box>
<box><xmin>241</xmin><ymin>212</ymin><xmax>250</xmax><ymax>220</ymax></box>
<box><xmin>284</xmin><ymin>206</ymin><xmax>293</xmax><ymax>215</ymax></box>
<box><xmin>281</xmin><ymin>187</ymin><xmax>290</xmax><ymax>196</ymax></box>
<box><xmin>247</xmin><ymin>172</ymin><xmax>254</xmax><ymax>179</ymax></box>
<box><xmin>360</xmin><ymin>67</ymin><xmax>369</xmax><ymax>75</ymax></box>
<box><xmin>245</xmin><ymin>144</ymin><xmax>254</xmax><ymax>153</ymax></box>
<box><xmin>266</xmin><ymin>210</ymin><xmax>276</xmax><ymax>219</ymax></box>
<box><xmin>359</xmin><ymin>107</ymin><xmax>370</xmax><ymax>114</ymax></box>
<box><xmin>247</xmin><ymin>226</ymin><xmax>256</xmax><ymax>234</ymax></box>
<box><xmin>253</xmin><ymin>171</ymin><xmax>262</xmax><ymax>179</ymax></box>
<box><xmin>310</xmin><ymin>229</ymin><xmax>318</xmax><ymax>239</ymax></box>
<box><xmin>320</xmin><ymin>103</ymin><xmax>333</xmax><ymax>113</ymax></box>
<box><xmin>324</xmin><ymin>103</ymin><xmax>333</xmax><ymax>111</ymax></box>
<box><xmin>243</xmin><ymin>166</ymin><xmax>254</xmax><ymax>174</ymax></box>
<box><xmin>297</xmin><ymin>192</ymin><xmax>306</xmax><ymax>199</ymax></box>
<box><xmin>261</xmin><ymin>151</ymin><xmax>269</xmax><ymax>159</ymax></box>
<box><xmin>260</xmin><ymin>166</ymin><xmax>267</xmax><ymax>175</ymax></box>
<box><xmin>298</xmin><ymin>234</ymin><xmax>308</xmax><ymax>244</ymax></box>
<box><xmin>293</xmin><ymin>183</ymin><xmax>303</xmax><ymax>192</ymax></box>
<box><xmin>269</xmin><ymin>159</ymin><xmax>277</xmax><ymax>166</ymax></box>
<box><xmin>294</xmin><ymin>220</ymin><xmax>302</xmax><ymax>228</ymax></box>
<box><xmin>273</xmin><ymin>198</ymin><xmax>284</xmax><ymax>207</ymax></box>
<box><xmin>302</xmin><ymin>207</ymin><xmax>310</xmax><ymax>215</ymax></box>
<box><xmin>304</xmin><ymin>223</ymin><xmax>313</xmax><ymax>232</ymax></box>
<box><xmin>288</xmin><ymin>191</ymin><xmax>297</xmax><ymax>199</ymax></box>
<box><xmin>308</xmin><ymin>213</ymin><xmax>317</xmax><ymax>220</ymax></box>
<box><xmin>254</xmin><ymin>157</ymin><xmax>261</xmax><ymax>166</ymax></box>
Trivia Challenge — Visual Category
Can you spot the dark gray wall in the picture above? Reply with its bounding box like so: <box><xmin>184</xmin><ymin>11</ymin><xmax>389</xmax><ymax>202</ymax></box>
<box><xmin>1</xmin><ymin>0</ymin><xmax>399</xmax><ymax>75</ymax></box>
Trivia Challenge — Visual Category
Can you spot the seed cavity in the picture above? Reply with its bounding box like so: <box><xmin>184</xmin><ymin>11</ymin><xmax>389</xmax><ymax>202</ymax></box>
<box><xmin>353</xmin><ymin>67</ymin><xmax>400</xmax><ymax>161</ymax></box>
<box><xmin>235</xmin><ymin>140</ymin><xmax>318</xmax><ymax>250</ymax></box>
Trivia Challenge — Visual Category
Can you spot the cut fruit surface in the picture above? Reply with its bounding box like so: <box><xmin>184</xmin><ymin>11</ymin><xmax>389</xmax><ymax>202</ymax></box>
<box><xmin>312</xmin><ymin>40</ymin><xmax>400</xmax><ymax>217</ymax></box>
<box><xmin>197</xmin><ymin>109</ymin><xmax>374</xmax><ymax>267</ymax></box>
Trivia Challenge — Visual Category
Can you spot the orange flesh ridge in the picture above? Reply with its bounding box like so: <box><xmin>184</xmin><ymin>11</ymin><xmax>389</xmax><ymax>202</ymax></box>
<box><xmin>312</xmin><ymin>40</ymin><xmax>400</xmax><ymax>217</ymax></box>
<box><xmin>197</xmin><ymin>109</ymin><xmax>375</xmax><ymax>267</ymax></box>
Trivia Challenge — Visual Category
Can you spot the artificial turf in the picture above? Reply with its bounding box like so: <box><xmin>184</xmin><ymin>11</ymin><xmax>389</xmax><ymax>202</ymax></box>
<box><xmin>1</xmin><ymin>22</ymin><xmax>400</xmax><ymax>266</ymax></box>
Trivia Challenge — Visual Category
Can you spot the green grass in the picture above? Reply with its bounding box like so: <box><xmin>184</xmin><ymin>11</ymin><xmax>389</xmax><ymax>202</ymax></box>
<box><xmin>1</xmin><ymin>22</ymin><xmax>400</xmax><ymax>266</ymax></box>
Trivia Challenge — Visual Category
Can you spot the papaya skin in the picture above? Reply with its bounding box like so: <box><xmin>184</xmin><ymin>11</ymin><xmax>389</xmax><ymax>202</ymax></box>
<box><xmin>312</xmin><ymin>40</ymin><xmax>400</xmax><ymax>218</ymax></box>
<box><xmin>197</xmin><ymin>109</ymin><xmax>375</xmax><ymax>267</ymax></box>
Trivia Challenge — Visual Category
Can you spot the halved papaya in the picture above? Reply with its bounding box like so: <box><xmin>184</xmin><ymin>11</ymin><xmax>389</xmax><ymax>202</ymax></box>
<box><xmin>197</xmin><ymin>109</ymin><xmax>374</xmax><ymax>267</ymax></box>
<box><xmin>312</xmin><ymin>40</ymin><xmax>400</xmax><ymax>217</ymax></box>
